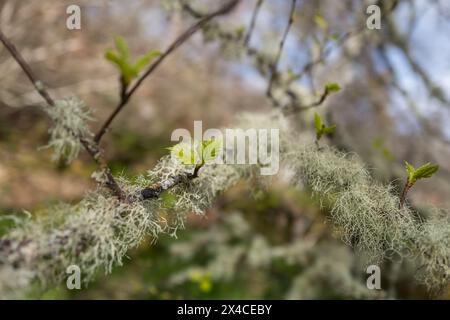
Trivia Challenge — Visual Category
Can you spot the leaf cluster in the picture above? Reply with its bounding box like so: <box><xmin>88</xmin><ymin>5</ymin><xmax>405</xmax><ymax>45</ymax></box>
<box><xmin>168</xmin><ymin>139</ymin><xmax>222</xmax><ymax>168</ymax></box>
<box><xmin>105</xmin><ymin>36</ymin><xmax>161</xmax><ymax>86</ymax></box>
<box><xmin>314</xmin><ymin>112</ymin><xmax>336</xmax><ymax>141</ymax></box>
<box><xmin>405</xmin><ymin>161</ymin><xmax>439</xmax><ymax>185</ymax></box>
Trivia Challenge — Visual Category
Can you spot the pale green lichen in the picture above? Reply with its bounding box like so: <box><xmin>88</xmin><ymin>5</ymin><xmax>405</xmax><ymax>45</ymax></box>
<box><xmin>0</xmin><ymin>112</ymin><xmax>449</xmax><ymax>298</ymax></box>
<box><xmin>414</xmin><ymin>212</ymin><xmax>450</xmax><ymax>290</ymax></box>
<box><xmin>42</xmin><ymin>97</ymin><xmax>94</xmax><ymax>164</ymax></box>
<box><xmin>282</xmin><ymin>137</ymin><xmax>449</xmax><ymax>291</ymax></box>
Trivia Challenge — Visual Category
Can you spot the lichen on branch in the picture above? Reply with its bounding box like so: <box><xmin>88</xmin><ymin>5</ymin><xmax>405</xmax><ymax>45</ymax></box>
<box><xmin>41</xmin><ymin>97</ymin><xmax>94</xmax><ymax>164</ymax></box>
<box><xmin>0</xmin><ymin>113</ymin><xmax>448</xmax><ymax>298</ymax></box>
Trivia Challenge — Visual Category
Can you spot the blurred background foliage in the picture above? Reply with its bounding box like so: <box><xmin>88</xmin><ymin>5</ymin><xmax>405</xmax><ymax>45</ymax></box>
<box><xmin>0</xmin><ymin>0</ymin><xmax>449</xmax><ymax>299</ymax></box>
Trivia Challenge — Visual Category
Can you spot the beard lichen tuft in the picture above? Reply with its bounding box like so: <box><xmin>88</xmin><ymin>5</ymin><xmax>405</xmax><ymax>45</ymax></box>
<box><xmin>0</xmin><ymin>112</ymin><xmax>449</xmax><ymax>298</ymax></box>
<box><xmin>42</xmin><ymin>97</ymin><xmax>94</xmax><ymax>164</ymax></box>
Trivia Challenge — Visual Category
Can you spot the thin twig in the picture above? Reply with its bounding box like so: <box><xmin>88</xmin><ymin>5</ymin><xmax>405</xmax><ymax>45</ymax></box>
<box><xmin>290</xmin><ymin>28</ymin><xmax>361</xmax><ymax>82</ymax></box>
<box><xmin>0</xmin><ymin>29</ymin><xmax>54</xmax><ymax>106</ymax></box>
<box><xmin>283</xmin><ymin>86</ymin><xmax>332</xmax><ymax>115</ymax></box>
<box><xmin>140</xmin><ymin>172</ymin><xmax>192</xmax><ymax>200</ymax></box>
<box><xmin>399</xmin><ymin>180</ymin><xmax>412</xmax><ymax>209</ymax></box>
<box><xmin>94</xmin><ymin>0</ymin><xmax>240</xmax><ymax>143</ymax></box>
<box><xmin>244</xmin><ymin>0</ymin><xmax>263</xmax><ymax>47</ymax></box>
<box><xmin>266</xmin><ymin>0</ymin><xmax>297</xmax><ymax>104</ymax></box>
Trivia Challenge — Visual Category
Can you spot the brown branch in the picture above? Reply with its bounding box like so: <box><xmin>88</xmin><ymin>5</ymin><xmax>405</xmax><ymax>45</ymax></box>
<box><xmin>399</xmin><ymin>180</ymin><xmax>413</xmax><ymax>209</ymax></box>
<box><xmin>289</xmin><ymin>28</ymin><xmax>363</xmax><ymax>83</ymax></box>
<box><xmin>0</xmin><ymin>29</ymin><xmax>54</xmax><ymax>106</ymax></box>
<box><xmin>180</xmin><ymin>0</ymin><xmax>205</xmax><ymax>19</ymax></box>
<box><xmin>140</xmin><ymin>172</ymin><xmax>192</xmax><ymax>200</ymax></box>
<box><xmin>244</xmin><ymin>0</ymin><xmax>264</xmax><ymax>47</ymax></box>
<box><xmin>94</xmin><ymin>0</ymin><xmax>240</xmax><ymax>143</ymax></box>
<box><xmin>283</xmin><ymin>86</ymin><xmax>332</xmax><ymax>116</ymax></box>
<box><xmin>384</xmin><ymin>14</ymin><xmax>449</xmax><ymax>107</ymax></box>
<box><xmin>266</xmin><ymin>0</ymin><xmax>297</xmax><ymax>105</ymax></box>
<box><xmin>0</xmin><ymin>28</ymin><xmax>125</xmax><ymax>200</ymax></box>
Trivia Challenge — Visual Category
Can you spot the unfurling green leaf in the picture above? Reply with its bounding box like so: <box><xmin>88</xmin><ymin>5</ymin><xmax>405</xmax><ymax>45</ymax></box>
<box><xmin>168</xmin><ymin>142</ymin><xmax>200</xmax><ymax>165</ymax></box>
<box><xmin>202</xmin><ymin>139</ymin><xmax>222</xmax><ymax>163</ymax></box>
<box><xmin>323</xmin><ymin>124</ymin><xmax>336</xmax><ymax>134</ymax></box>
<box><xmin>105</xmin><ymin>36</ymin><xmax>160</xmax><ymax>86</ymax></box>
<box><xmin>114</xmin><ymin>36</ymin><xmax>130</xmax><ymax>60</ymax></box>
<box><xmin>314</xmin><ymin>112</ymin><xmax>336</xmax><ymax>141</ymax></box>
<box><xmin>133</xmin><ymin>50</ymin><xmax>161</xmax><ymax>73</ymax></box>
<box><xmin>105</xmin><ymin>50</ymin><xmax>120</xmax><ymax>64</ymax></box>
<box><xmin>314</xmin><ymin>112</ymin><xmax>323</xmax><ymax>132</ymax></box>
<box><xmin>325</xmin><ymin>82</ymin><xmax>341</xmax><ymax>93</ymax></box>
<box><xmin>168</xmin><ymin>139</ymin><xmax>222</xmax><ymax>168</ymax></box>
<box><xmin>404</xmin><ymin>161</ymin><xmax>439</xmax><ymax>184</ymax></box>
<box><xmin>405</xmin><ymin>161</ymin><xmax>415</xmax><ymax>183</ymax></box>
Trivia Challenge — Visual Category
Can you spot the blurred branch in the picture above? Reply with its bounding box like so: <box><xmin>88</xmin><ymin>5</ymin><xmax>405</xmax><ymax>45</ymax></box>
<box><xmin>376</xmin><ymin>44</ymin><xmax>450</xmax><ymax>146</ymax></box>
<box><xmin>283</xmin><ymin>85</ymin><xmax>335</xmax><ymax>115</ymax></box>
<box><xmin>383</xmin><ymin>2</ymin><xmax>449</xmax><ymax>107</ymax></box>
<box><xmin>94</xmin><ymin>0</ymin><xmax>241</xmax><ymax>143</ymax></box>
<box><xmin>140</xmin><ymin>171</ymin><xmax>193</xmax><ymax>200</ymax></box>
<box><xmin>0</xmin><ymin>29</ymin><xmax>54</xmax><ymax>106</ymax></box>
<box><xmin>267</xmin><ymin>0</ymin><xmax>297</xmax><ymax>107</ymax></box>
<box><xmin>289</xmin><ymin>28</ymin><xmax>363</xmax><ymax>83</ymax></box>
<box><xmin>244</xmin><ymin>0</ymin><xmax>264</xmax><ymax>47</ymax></box>
<box><xmin>180</xmin><ymin>1</ymin><xmax>365</xmax><ymax>115</ymax></box>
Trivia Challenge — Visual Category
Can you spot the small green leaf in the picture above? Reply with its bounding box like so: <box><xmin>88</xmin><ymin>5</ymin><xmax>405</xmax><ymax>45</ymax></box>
<box><xmin>202</xmin><ymin>139</ymin><xmax>222</xmax><ymax>163</ymax></box>
<box><xmin>114</xmin><ymin>36</ymin><xmax>130</xmax><ymax>60</ymax></box>
<box><xmin>413</xmin><ymin>163</ymin><xmax>439</xmax><ymax>180</ymax></box>
<box><xmin>404</xmin><ymin>161</ymin><xmax>439</xmax><ymax>184</ymax></box>
<box><xmin>314</xmin><ymin>112</ymin><xmax>336</xmax><ymax>141</ymax></box>
<box><xmin>169</xmin><ymin>142</ymin><xmax>201</xmax><ymax>165</ymax></box>
<box><xmin>314</xmin><ymin>14</ymin><xmax>328</xmax><ymax>30</ymax></box>
<box><xmin>404</xmin><ymin>161</ymin><xmax>415</xmax><ymax>183</ymax></box>
<box><xmin>105</xmin><ymin>49</ymin><xmax>133</xmax><ymax>84</ymax></box>
<box><xmin>323</xmin><ymin>124</ymin><xmax>336</xmax><ymax>134</ymax></box>
<box><xmin>314</xmin><ymin>112</ymin><xmax>323</xmax><ymax>132</ymax></box>
<box><xmin>106</xmin><ymin>37</ymin><xmax>161</xmax><ymax>87</ymax></box>
<box><xmin>133</xmin><ymin>50</ymin><xmax>161</xmax><ymax>73</ymax></box>
<box><xmin>105</xmin><ymin>50</ymin><xmax>120</xmax><ymax>64</ymax></box>
<box><xmin>325</xmin><ymin>82</ymin><xmax>341</xmax><ymax>93</ymax></box>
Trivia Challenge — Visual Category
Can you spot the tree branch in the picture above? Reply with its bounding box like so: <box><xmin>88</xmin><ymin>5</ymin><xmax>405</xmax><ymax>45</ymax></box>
<box><xmin>0</xmin><ymin>28</ymin><xmax>125</xmax><ymax>199</ymax></box>
<box><xmin>244</xmin><ymin>0</ymin><xmax>264</xmax><ymax>47</ymax></box>
<box><xmin>94</xmin><ymin>0</ymin><xmax>241</xmax><ymax>143</ymax></box>
<box><xmin>399</xmin><ymin>180</ymin><xmax>413</xmax><ymax>209</ymax></box>
<box><xmin>0</xmin><ymin>29</ymin><xmax>54</xmax><ymax>106</ymax></box>
<box><xmin>266</xmin><ymin>0</ymin><xmax>297</xmax><ymax>106</ymax></box>
<box><xmin>283</xmin><ymin>85</ymin><xmax>333</xmax><ymax>115</ymax></box>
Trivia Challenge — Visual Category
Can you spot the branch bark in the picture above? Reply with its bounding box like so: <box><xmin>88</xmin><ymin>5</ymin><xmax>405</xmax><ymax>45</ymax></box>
<box><xmin>244</xmin><ymin>0</ymin><xmax>264</xmax><ymax>47</ymax></box>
